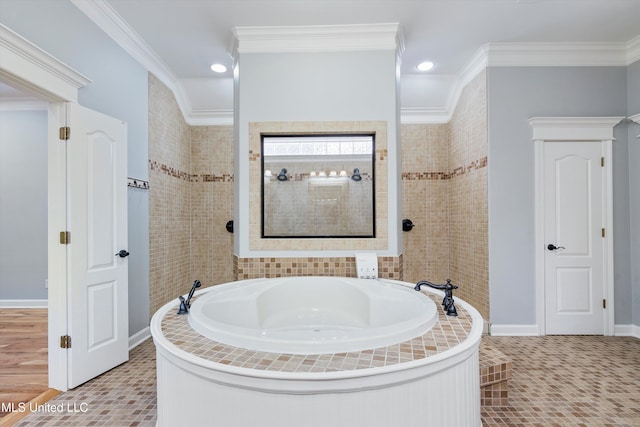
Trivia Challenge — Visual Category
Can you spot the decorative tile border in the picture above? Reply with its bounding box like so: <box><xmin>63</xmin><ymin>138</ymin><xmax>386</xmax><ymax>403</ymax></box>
<box><xmin>234</xmin><ymin>255</ymin><xmax>402</xmax><ymax>281</ymax></box>
<box><xmin>402</xmin><ymin>156</ymin><xmax>487</xmax><ymax>181</ymax></box>
<box><xmin>149</xmin><ymin>159</ymin><xmax>234</xmax><ymax>182</ymax></box>
<box><xmin>160</xmin><ymin>292</ymin><xmax>473</xmax><ymax>373</ymax></box>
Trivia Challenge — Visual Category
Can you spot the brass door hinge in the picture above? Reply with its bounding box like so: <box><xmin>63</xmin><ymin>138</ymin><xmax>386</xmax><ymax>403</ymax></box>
<box><xmin>59</xmin><ymin>231</ymin><xmax>71</xmax><ymax>245</ymax></box>
<box><xmin>59</xmin><ymin>126</ymin><xmax>70</xmax><ymax>141</ymax></box>
<box><xmin>60</xmin><ymin>335</ymin><xmax>71</xmax><ymax>349</ymax></box>
<box><xmin>601</xmin><ymin>157</ymin><xmax>604</xmax><ymax>167</ymax></box>
<box><xmin>603</xmin><ymin>299</ymin><xmax>606</xmax><ymax>309</ymax></box>
<box><xmin>602</xmin><ymin>228</ymin><xmax>605</xmax><ymax>238</ymax></box>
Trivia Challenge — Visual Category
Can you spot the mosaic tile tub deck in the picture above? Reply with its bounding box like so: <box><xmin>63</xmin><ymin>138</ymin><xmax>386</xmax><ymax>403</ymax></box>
<box><xmin>159</xmin><ymin>292</ymin><xmax>475</xmax><ymax>374</ymax></box>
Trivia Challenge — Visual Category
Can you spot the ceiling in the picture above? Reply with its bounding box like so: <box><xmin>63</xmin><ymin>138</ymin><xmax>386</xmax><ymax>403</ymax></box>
<box><xmin>7</xmin><ymin>1</ymin><xmax>640</xmax><ymax>122</ymax></box>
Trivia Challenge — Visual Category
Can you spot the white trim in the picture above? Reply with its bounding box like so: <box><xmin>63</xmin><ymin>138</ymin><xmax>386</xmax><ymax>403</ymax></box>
<box><xmin>629</xmin><ymin>113</ymin><xmax>640</xmax><ymax>138</ymax></box>
<box><xmin>533</xmin><ymin>139</ymin><xmax>545</xmax><ymax>335</ymax></box>
<box><xmin>489</xmin><ymin>324</ymin><xmax>540</xmax><ymax>336</ymax></box>
<box><xmin>0</xmin><ymin>98</ymin><xmax>48</xmax><ymax>111</ymax></box>
<box><xmin>628</xmin><ymin>35</ymin><xmax>640</xmax><ymax>65</ymax></box>
<box><xmin>0</xmin><ymin>299</ymin><xmax>48</xmax><ymax>308</ymax></box>
<box><xmin>188</xmin><ymin>109</ymin><xmax>234</xmax><ymax>126</ymax></box>
<box><xmin>399</xmin><ymin>107</ymin><xmax>451</xmax><ymax>124</ymax></box>
<box><xmin>229</xmin><ymin>23</ymin><xmax>404</xmax><ymax>59</ymax></box>
<box><xmin>0</xmin><ymin>24</ymin><xmax>91</xmax><ymax>102</ymax></box>
<box><xmin>128</xmin><ymin>326</ymin><xmax>151</xmax><ymax>350</ymax></box>
<box><xmin>530</xmin><ymin>117</ymin><xmax>623</xmax><ymax>337</ymax></box>
<box><xmin>48</xmin><ymin>102</ymin><xmax>69</xmax><ymax>392</ymax></box>
<box><xmin>529</xmin><ymin>117</ymin><xmax>625</xmax><ymax>141</ymax></box>
<box><xmin>614</xmin><ymin>324</ymin><xmax>640</xmax><ymax>339</ymax></box>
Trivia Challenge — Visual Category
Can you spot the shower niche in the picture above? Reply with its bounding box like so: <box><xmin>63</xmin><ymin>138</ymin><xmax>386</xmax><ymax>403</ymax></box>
<box><xmin>261</xmin><ymin>134</ymin><xmax>375</xmax><ymax>238</ymax></box>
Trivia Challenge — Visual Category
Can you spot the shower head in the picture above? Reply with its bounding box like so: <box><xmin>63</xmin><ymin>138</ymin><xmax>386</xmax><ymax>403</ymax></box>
<box><xmin>277</xmin><ymin>168</ymin><xmax>288</xmax><ymax>181</ymax></box>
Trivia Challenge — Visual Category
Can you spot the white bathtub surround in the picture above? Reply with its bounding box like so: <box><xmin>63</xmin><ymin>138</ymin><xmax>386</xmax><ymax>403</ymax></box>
<box><xmin>152</xmin><ymin>277</ymin><xmax>483</xmax><ymax>427</ymax></box>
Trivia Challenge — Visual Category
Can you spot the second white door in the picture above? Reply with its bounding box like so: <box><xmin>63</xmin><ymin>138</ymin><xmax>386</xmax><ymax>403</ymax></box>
<box><xmin>543</xmin><ymin>140</ymin><xmax>606</xmax><ymax>335</ymax></box>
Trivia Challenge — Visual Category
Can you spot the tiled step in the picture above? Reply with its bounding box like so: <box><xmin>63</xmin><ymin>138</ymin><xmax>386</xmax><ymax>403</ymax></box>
<box><xmin>479</xmin><ymin>339</ymin><xmax>512</xmax><ymax>407</ymax></box>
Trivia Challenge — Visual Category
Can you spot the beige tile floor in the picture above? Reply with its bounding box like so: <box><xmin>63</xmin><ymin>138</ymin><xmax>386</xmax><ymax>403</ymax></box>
<box><xmin>13</xmin><ymin>335</ymin><xmax>640</xmax><ymax>427</ymax></box>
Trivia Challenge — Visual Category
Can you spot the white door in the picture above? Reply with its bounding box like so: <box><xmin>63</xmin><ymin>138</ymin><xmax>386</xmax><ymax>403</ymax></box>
<box><xmin>66</xmin><ymin>103</ymin><xmax>128</xmax><ymax>388</ymax></box>
<box><xmin>543</xmin><ymin>140</ymin><xmax>605</xmax><ymax>335</ymax></box>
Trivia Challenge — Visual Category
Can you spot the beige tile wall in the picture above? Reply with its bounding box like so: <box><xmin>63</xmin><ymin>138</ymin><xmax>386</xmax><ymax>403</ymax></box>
<box><xmin>149</xmin><ymin>71</ymin><xmax>488</xmax><ymax>321</ymax></box>
<box><xmin>400</xmin><ymin>70</ymin><xmax>489</xmax><ymax>320</ymax></box>
<box><xmin>190</xmin><ymin>126</ymin><xmax>235</xmax><ymax>287</ymax></box>
<box><xmin>448</xmin><ymin>70</ymin><xmax>489</xmax><ymax>320</ymax></box>
<box><xmin>149</xmin><ymin>73</ymin><xmax>192</xmax><ymax>316</ymax></box>
<box><xmin>401</xmin><ymin>124</ymin><xmax>450</xmax><ymax>284</ymax></box>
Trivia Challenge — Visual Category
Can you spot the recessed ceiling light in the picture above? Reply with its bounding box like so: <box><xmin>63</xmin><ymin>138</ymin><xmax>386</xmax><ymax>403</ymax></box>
<box><xmin>210</xmin><ymin>63</ymin><xmax>227</xmax><ymax>73</ymax></box>
<box><xmin>417</xmin><ymin>61</ymin><xmax>434</xmax><ymax>72</ymax></box>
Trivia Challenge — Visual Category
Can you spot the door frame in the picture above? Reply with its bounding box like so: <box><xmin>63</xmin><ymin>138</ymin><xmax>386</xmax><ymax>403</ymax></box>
<box><xmin>530</xmin><ymin>117</ymin><xmax>623</xmax><ymax>336</ymax></box>
<box><xmin>0</xmin><ymin>24</ymin><xmax>92</xmax><ymax>391</ymax></box>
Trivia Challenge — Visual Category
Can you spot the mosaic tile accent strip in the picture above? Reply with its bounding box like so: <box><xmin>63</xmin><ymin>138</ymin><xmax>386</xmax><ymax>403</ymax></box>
<box><xmin>149</xmin><ymin>160</ymin><xmax>234</xmax><ymax>182</ymax></box>
<box><xmin>160</xmin><ymin>293</ymin><xmax>473</xmax><ymax>373</ymax></box>
<box><xmin>234</xmin><ymin>256</ymin><xmax>402</xmax><ymax>281</ymax></box>
<box><xmin>401</xmin><ymin>156</ymin><xmax>487</xmax><ymax>181</ymax></box>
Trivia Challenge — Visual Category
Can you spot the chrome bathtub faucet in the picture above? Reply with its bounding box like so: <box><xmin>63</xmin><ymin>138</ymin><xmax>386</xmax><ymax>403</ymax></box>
<box><xmin>414</xmin><ymin>279</ymin><xmax>459</xmax><ymax>316</ymax></box>
<box><xmin>177</xmin><ymin>280</ymin><xmax>202</xmax><ymax>315</ymax></box>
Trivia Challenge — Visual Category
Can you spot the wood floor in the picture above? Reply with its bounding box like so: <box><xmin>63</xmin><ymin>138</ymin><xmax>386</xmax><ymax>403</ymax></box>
<box><xmin>0</xmin><ymin>309</ymin><xmax>49</xmax><ymax>423</ymax></box>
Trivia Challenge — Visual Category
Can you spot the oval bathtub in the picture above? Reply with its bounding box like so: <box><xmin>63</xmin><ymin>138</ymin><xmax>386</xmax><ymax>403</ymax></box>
<box><xmin>188</xmin><ymin>276</ymin><xmax>438</xmax><ymax>354</ymax></box>
<box><xmin>151</xmin><ymin>277</ymin><xmax>483</xmax><ymax>427</ymax></box>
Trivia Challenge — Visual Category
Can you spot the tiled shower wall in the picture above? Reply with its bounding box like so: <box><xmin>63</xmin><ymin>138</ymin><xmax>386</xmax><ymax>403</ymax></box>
<box><xmin>401</xmin><ymin>71</ymin><xmax>489</xmax><ymax>320</ymax></box>
<box><xmin>149</xmin><ymin>71</ymin><xmax>488</xmax><ymax>321</ymax></box>
<box><xmin>149</xmin><ymin>74</ymin><xmax>192</xmax><ymax>317</ymax></box>
<box><xmin>448</xmin><ymin>71</ymin><xmax>489</xmax><ymax>320</ymax></box>
<box><xmin>149</xmin><ymin>74</ymin><xmax>235</xmax><ymax>316</ymax></box>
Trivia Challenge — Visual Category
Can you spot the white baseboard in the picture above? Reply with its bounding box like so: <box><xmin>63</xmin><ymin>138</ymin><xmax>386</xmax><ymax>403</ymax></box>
<box><xmin>490</xmin><ymin>323</ymin><xmax>640</xmax><ymax>338</ymax></box>
<box><xmin>129</xmin><ymin>326</ymin><xmax>151</xmax><ymax>350</ymax></box>
<box><xmin>489</xmin><ymin>324</ymin><xmax>540</xmax><ymax>336</ymax></box>
<box><xmin>614</xmin><ymin>324</ymin><xmax>640</xmax><ymax>339</ymax></box>
<box><xmin>0</xmin><ymin>299</ymin><xmax>47</xmax><ymax>308</ymax></box>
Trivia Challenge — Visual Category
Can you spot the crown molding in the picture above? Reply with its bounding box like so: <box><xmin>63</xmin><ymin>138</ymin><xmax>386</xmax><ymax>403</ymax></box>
<box><xmin>68</xmin><ymin>2</ymin><xmax>639</xmax><ymax>126</ymax></box>
<box><xmin>486</xmin><ymin>42</ymin><xmax>631</xmax><ymax>67</ymax></box>
<box><xmin>629</xmin><ymin>113</ymin><xmax>640</xmax><ymax>138</ymax></box>
<box><xmin>400</xmin><ymin>107</ymin><xmax>451</xmax><ymax>124</ymax></box>
<box><xmin>70</xmin><ymin>0</ymin><xmax>196</xmax><ymax>119</ymax></box>
<box><xmin>229</xmin><ymin>23</ymin><xmax>404</xmax><ymax>60</ymax></box>
<box><xmin>628</xmin><ymin>35</ymin><xmax>640</xmax><ymax>65</ymax></box>
<box><xmin>189</xmin><ymin>109</ymin><xmax>234</xmax><ymax>126</ymax></box>
<box><xmin>0</xmin><ymin>24</ymin><xmax>91</xmax><ymax>102</ymax></box>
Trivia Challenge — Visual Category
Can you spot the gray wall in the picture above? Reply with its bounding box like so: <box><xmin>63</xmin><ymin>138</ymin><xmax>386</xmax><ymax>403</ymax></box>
<box><xmin>487</xmin><ymin>66</ymin><xmax>631</xmax><ymax>326</ymax></box>
<box><xmin>628</xmin><ymin>60</ymin><xmax>640</xmax><ymax>327</ymax></box>
<box><xmin>0</xmin><ymin>110</ymin><xmax>48</xmax><ymax>300</ymax></box>
<box><xmin>0</xmin><ymin>0</ymin><xmax>150</xmax><ymax>336</ymax></box>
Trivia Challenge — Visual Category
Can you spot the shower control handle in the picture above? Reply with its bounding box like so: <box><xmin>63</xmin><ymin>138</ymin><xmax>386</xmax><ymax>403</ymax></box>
<box><xmin>547</xmin><ymin>244</ymin><xmax>565</xmax><ymax>251</ymax></box>
<box><xmin>116</xmin><ymin>250</ymin><xmax>130</xmax><ymax>258</ymax></box>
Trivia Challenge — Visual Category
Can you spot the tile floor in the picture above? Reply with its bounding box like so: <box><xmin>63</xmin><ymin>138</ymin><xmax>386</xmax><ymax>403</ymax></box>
<box><xmin>13</xmin><ymin>335</ymin><xmax>640</xmax><ymax>426</ymax></box>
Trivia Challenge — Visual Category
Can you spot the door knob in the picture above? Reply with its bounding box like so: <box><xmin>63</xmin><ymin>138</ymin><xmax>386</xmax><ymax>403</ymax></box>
<box><xmin>116</xmin><ymin>250</ymin><xmax>130</xmax><ymax>258</ymax></box>
<box><xmin>547</xmin><ymin>244</ymin><xmax>565</xmax><ymax>251</ymax></box>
